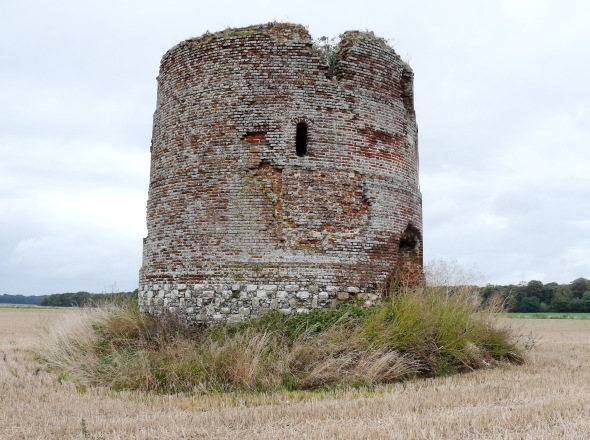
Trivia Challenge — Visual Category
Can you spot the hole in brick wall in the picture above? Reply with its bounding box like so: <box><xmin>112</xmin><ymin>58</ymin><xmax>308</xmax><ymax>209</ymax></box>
<box><xmin>383</xmin><ymin>223</ymin><xmax>424</xmax><ymax>294</ymax></box>
<box><xmin>295</xmin><ymin>122</ymin><xmax>308</xmax><ymax>157</ymax></box>
<box><xmin>399</xmin><ymin>224</ymin><xmax>421</xmax><ymax>250</ymax></box>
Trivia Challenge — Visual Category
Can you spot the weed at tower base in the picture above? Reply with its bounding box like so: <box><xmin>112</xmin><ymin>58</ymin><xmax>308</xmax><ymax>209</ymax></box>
<box><xmin>39</xmin><ymin>284</ymin><xmax>523</xmax><ymax>394</ymax></box>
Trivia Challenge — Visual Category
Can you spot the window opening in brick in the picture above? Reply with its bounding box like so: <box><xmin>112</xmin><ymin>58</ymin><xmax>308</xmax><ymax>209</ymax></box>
<box><xmin>296</xmin><ymin>122</ymin><xmax>308</xmax><ymax>157</ymax></box>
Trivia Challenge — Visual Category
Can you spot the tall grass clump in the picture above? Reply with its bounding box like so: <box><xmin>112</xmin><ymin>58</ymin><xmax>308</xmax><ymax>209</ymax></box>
<box><xmin>39</xmin><ymin>284</ymin><xmax>523</xmax><ymax>394</ymax></box>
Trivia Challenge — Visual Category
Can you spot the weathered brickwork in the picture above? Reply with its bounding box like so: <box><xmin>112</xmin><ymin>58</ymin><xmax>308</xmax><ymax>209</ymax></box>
<box><xmin>139</xmin><ymin>23</ymin><xmax>423</xmax><ymax>323</ymax></box>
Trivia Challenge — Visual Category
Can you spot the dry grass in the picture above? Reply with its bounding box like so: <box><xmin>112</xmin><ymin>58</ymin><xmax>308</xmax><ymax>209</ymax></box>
<box><xmin>37</xmin><ymin>290</ymin><xmax>521</xmax><ymax>394</ymax></box>
<box><xmin>1</xmin><ymin>309</ymin><xmax>590</xmax><ymax>439</ymax></box>
<box><xmin>36</xmin><ymin>303</ymin><xmax>426</xmax><ymax>393</ymax></box>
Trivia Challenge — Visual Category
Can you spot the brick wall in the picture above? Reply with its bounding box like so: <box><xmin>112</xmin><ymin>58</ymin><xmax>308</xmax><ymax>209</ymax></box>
<box><xmin>139</xmin><ymin>23</ymin><xmax>423</xmax><ymax>323</ymax></box>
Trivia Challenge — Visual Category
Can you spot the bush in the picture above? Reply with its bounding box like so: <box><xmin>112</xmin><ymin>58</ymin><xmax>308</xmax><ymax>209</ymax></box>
<box><xmin>39</xmin><ymin>286</ymin><xmax>523</xmax><ymax>394</ymax></box>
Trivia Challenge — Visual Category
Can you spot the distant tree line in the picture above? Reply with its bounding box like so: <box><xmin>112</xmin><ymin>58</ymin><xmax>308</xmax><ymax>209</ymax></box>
<box><xmin>0</xmin><ymin>290</ymin><xmax>138</xmax><ymax>306</ymax></box>
<box><xmin>39</xmin><ymin>290</ymin><xmax>138</xmax><ymax>307</ymax></box>
<box><xmin>480</xmin><ymin>278</ymin><xmax>590</xmax><ymax>313</ymax></box>
<box><xmin>0</xmin><ymin>294</ymin><xmax>45</xmax><ymax>305</ymax></box>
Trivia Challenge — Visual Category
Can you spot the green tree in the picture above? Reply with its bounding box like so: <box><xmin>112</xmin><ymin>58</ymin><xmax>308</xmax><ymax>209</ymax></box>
<box><xmin>542</xmin><ymin>282</ymin><xmax>559</xmax><ymax>304</ymax></box>
<box><xmin>525</xmin><ymin>280</ymin><xmax>544</xmax><ymax>300</ymax></box>
<box><xmin>517</xmin><ymin>296</ymin><xmax>541</xmax><ymax>313</ymax></box>
<box><xmin>550</xmin><ymin>287</ymin><xmax>573</xmax><ymax>312</ymax></box>
<box><xmin>569</xmin><ymin>298</ymin><xmax>584</xmax><ymax>312</ymax></box>
<box><xmin>570</xmin><ymin>278</ymin><xmax>590</xmax><ymax>298</ymax></box>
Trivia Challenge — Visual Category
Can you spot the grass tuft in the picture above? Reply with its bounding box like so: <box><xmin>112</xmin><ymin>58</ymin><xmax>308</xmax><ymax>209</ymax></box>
<box><xmin>39</xmin><ymin>285</ymin><xmax>523</xmax><ymax>394</ymax></box>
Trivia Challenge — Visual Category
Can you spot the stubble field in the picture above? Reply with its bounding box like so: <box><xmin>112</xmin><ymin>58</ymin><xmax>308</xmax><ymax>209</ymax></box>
<box><xmin>1</xmin><ymin>307</ymin><xmax>589</xmax><ymax>439</ymax></box>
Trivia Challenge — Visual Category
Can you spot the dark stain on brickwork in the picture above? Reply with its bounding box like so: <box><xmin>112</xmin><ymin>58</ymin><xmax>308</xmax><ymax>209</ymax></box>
<box><xmin>139</xmin><ymin>23</ymin><xmax>424</xmax><ymax>323</ymax></box>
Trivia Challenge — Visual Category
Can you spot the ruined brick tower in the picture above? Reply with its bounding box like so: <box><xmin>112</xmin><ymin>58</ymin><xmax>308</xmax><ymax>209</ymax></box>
<box><xmin>139</xmin><ymin>23</ymin><xmax>423</xmax><ymax>323</ymax></box>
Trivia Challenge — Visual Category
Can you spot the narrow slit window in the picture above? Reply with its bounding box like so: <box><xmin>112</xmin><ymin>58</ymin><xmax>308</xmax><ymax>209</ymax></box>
<box><xmin>296</xmin><ymin>122</ymin><xmax>308</xmax><ymax>157</ymax></box>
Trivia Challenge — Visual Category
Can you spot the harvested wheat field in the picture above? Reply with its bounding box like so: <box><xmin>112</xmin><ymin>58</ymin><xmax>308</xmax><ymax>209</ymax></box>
<box><xmin>1</xmin><ymin>308</ymin><xmax>589</xmax><ymax>440</ymax></box>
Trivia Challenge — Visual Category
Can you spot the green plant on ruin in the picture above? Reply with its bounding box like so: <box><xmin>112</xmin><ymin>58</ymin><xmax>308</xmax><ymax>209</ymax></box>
<box><xmin>339</xmin><ymin>30</ymin><xmax>393</xmax><ymax>51</ymax></box>
<box><xmin>220</xmin><ymin>28</ymin><xmax>258</xmax><ymax>38</ymax></box>
<box><xmin>312</xmin><ymin>36</ymin><xmax>341</xmax><ymax>78</ymax></box>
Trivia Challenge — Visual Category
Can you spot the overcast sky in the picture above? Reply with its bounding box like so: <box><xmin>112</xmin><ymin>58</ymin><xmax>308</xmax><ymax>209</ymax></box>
<box><xmin>1</xmin><ymin>0</ymin><xmax>589</xmax><ymax>295</ymax></box>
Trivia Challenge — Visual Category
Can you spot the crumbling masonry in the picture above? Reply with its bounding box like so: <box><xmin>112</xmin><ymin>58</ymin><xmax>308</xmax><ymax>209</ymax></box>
<box><xmin>139</xmin><ymin>23</ymin><xmax>423</xmax><ymax>323</ymax></box>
